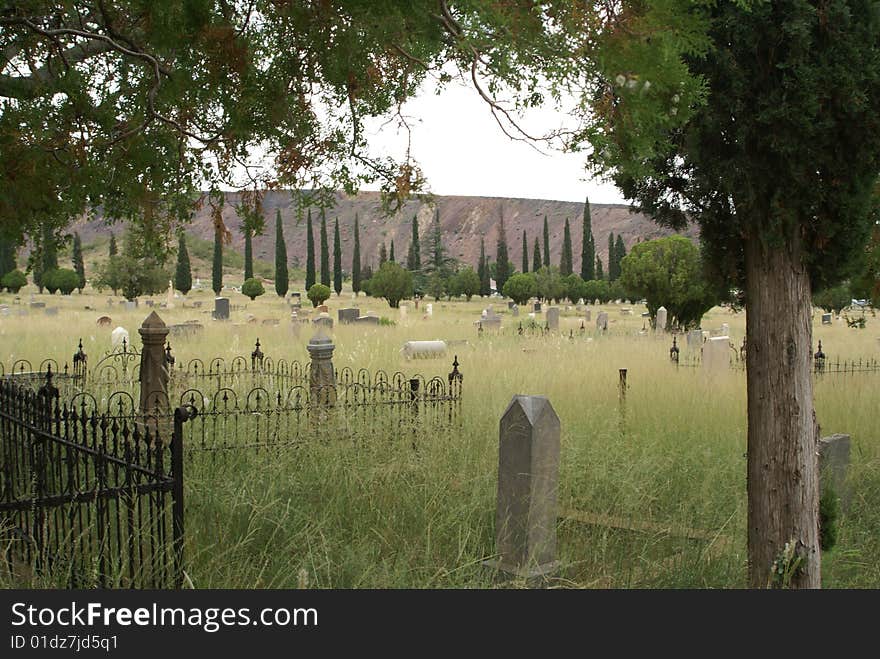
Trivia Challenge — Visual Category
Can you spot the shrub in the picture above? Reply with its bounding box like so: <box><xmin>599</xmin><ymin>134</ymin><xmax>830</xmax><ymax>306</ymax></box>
<box><xmin>241</xmin><ymin>278</ymin><xmax>265</xmax><ymax>301</ymax></box>
<box><xmin>502</xmin><ymin>273</ymin><xmax>537</xmax><ymax>305</ymax></box>
<box><xmin>307</xmin><ymin>283</ymin><xmax>331</xmax><ymax>307</ymax></box>
<box><xmin>1</xmin><ymin>269</ymin><xmax>27</xmax><ymax>293</ymax></box>
<box><xmin>367</xmin><ymin>262</ymin><xmax>413</xmax><ymax>308</ymax></box>
<box><xmin>53</xmin><ymin>268</ymin><xmax>81</xmax><ymax>295</ymax></box>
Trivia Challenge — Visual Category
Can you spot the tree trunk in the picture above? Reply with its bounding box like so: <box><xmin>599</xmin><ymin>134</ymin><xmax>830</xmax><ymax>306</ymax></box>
<box><xmin>745</xmin><ymin>233</ymin><xmax>820</xmax><ymax>588</ymax></box>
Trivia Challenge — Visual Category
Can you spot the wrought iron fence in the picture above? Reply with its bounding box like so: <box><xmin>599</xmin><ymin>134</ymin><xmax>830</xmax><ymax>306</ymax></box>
<box><xmin>0</xmin><ymin>372</ymin><xmax>183</xmax><ymax>588</ymax></box>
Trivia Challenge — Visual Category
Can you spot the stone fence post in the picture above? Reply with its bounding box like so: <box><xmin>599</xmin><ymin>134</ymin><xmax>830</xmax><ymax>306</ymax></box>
<box><xmin>819</xmin><ymin>434</ymin><xmax>851</xmax><ymax>512</ymax></box>
<box><xmin>307</xmin><ymin>331</ymin><xmax>336</xmax><ymax>407</ymax></box>
<box><xmin>484</xmin><ymin>395</ymin><xmax>561</xmax><ymax>583</ymax></box>
<box><xmin>139</xmin><ymin>311</ymin><xmax>170</xmax><ymax>419</ymax></box>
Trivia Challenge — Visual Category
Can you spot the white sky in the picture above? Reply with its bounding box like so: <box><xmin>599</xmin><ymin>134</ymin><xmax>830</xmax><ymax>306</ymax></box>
<box><xmin>360</xmin><ymin>79</ymin><xmax>629</xmax><ymax>205</ymax></box>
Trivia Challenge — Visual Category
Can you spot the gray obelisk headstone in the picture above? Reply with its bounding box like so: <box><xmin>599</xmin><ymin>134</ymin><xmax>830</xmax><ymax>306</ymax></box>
<box><xmin>307</xmin><ymin>330</ymin><xmax>336</xmax><ymax>407</ymax></box>
<box><xmin>819</xmin><ymin>434</ymin><xmax>851</xmax><ymax>512</ymax></box>
<box><xmin>138</xmin><ymin>311</ymin><xmax>170</xmax><ymax>419</ymax></box>
<box><xmin>484</xmin><ymin>395</ymin><xmax>561</xmax><ymax>582</ymax></box>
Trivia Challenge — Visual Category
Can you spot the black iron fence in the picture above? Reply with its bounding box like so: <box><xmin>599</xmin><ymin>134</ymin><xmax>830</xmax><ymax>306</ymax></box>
<box><xmin>0</xmin><ymin>372</ymin><xmax>183</xmax><ymax>588</ymax></box>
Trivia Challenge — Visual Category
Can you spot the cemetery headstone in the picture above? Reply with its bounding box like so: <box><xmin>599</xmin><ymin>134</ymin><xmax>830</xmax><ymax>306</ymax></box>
<box><xmin>111</xmin><ymin>326</ymin><xmax>130</xmax><ymax>349</ymax></box>
<box><xmin>686</xmin><ymin>329</ymin><xmax>703</xmax><ymax>348</ymax></box>
<box><xmin>655</xmin><ymin>306</ymin><xmax>668</xmax><ymax>332</ymax></box>
<box><xmin>213</xmin><ymin>297</ymin><xmax>230</xmax><ymax>320</ymax></box>
<box><xmin>138</xmin><ymin>312</ymin><xmax>170</xmax><ymax>420</ymax></box>
<box><xmin>512</xmin><ymin>305</ymin><xmax>519</xmax><ymax>317</ymax></box>
<box><xmin>125</xmin><ymin>300</ymin><xmax>137</xmax><ymax>311</ymax></box>
<box><xmin>312</xmin><ymin>312</ymin><xmax>334</xmax><ymax>328</ymax></box>
<box><xmin>401</xmin><ymin>340</ymin><xmax>447</xmax><ymax>359</ymax></box>
<box><xmin>484</xmin><ymin>395</ymin><xmax>561</xmax><ymax>582</ymax></box>
<box><xmin>44</xmin><ymin>307</ymin><xmax>58</xmax><ymax>316</ymax></box>
<box><xmin>307</xmin><ymin>331</ymin><xmax>336</xmax><ymax>406</ymax></box>
<box><xmin>822</xmin><ymin>313</ymin><xmax>833</xmax><ymax>325</ymax></box>
<box><xmin>30</xmin><ymin>301</ymin><xmax>45</xmax><ymax>309</ymax></box>
<box><xmin>584</xmin><ymin>309</ymin><xmax>591</xmax><ymax>322</ymax></box>
<box><xmin>819</xmin><ymin>434</ymin><xmax>852</xmax><ymax>512</ymax></box>
<box><xmin>703</xmin><ymin>336</ymin><xmax>730</xmax><ymax>372</ymax></box>
<box><xmin>546</xmin><ymin>307</ymin><xmax>560</xmax><ymax>331</ymax></box>
<box><xmin>533</xmin><ymin>302</ymin><xmax>542</xmax><ymax>313</ymax></box>
<box><xmin>355</xmin><ymin>315</ymin><xmax>379</xmax><ymax>325</ymax></box>
<box><xmin>96</xmin><ymin>316</ymin><xmax>112</xmax><ymax>327</ymax></box>
<box><xmin>596</xmin><ymin>311</ymin><xmax>608</xmax><ymax>331</ymax></box>
<box><xmin>425</xmin><ymin>303</ymin><xmax>433</xmax><ymax>317</ymax></box>
<box><xmin>338</xmin><ymin>308</ymin><xmax>360</xmax><ymax>324</ymax></box>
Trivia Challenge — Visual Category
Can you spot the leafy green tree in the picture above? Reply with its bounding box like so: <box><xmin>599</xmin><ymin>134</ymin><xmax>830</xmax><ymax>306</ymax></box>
<box><xmin>495</xmin><ymin>216</ymin><xmax>511</xmax><ymax>294</ymax></box>
<box><xmin>45</xmin><ymin>268</ymin><xmax>80</xmax><ymax>295</ymax></box>
<box><xmin>307</xmin><ymin>283</ymin><xmax>331</xmax><ymax>308</ymax></box>
<box><xmin>595</xmin><ymin>256</ymin><xmax>604</xmax><ymax>281</ymax></box>
<box><xmin>850</xmin><ymin>214</ymin><xmax>880</xmax><ymax>307</ymax></box>
<box><xmin>1</xmin><ymin>269</ymin><xmax>26</xmax><ymax>293</ymax></box>
<box><xmin>389</xmin><ymin>239</ymin><xmax>395</xmax><ymax>263</ymax></box>
<box><xmin>95</xmin><ymin>254</ymin><xmax>166</xmax><ymax>301</ymax></box>
<box><xmin>241</xmin><ymin>277</ymin><xmax>265</xmax><ymax>301</ymax></box>
<box><xmin>563</xmin><ymin>273</ymin><xmax>583</xmax><ymax>303</ymax></box>
<box><xmin>175</xmin><ymin>232</ymin><xmax>192</xmax><ymax>295</ymax></box>
<box><xmin>607</xmin><ymin>232</ymin><xmax>618</xmax><ymax>281</ymax></box>
<box><xmin>274</xmin><ymin>209</ymin><xmax>289</xmax><ymax>297</ymax></box>
<box><xmin>333</xmin><ymin>218</ymin><xmax>343</xmax><ymax>296</ymax></box>
<box><xmin>427</xmin><ymin>271</ymin><xmax>446</xmax><ymax>301</ymax></box>
<box><xmin>581</xmin><ymin>198</ymin><xmax>595</xmax><ymax>281</ymax></box>
<box><xmin>407</xmin><ymin>215</ymin><xmax>421</xmax><ymax>271</ymax></box>
<box><xmin>379</xmin><ymin>242</ymin><xmax>388</xmax><ymax>266</ymax></box>
<box><xmin>600</xmin><ymin>1</ymin><xmax>880</xmax><ymax>586</ymax></box>
<box><xmin>0</xmin><ymin>235</ymin><xmax>16</xmax><ymax>277</ymax></box>
<box><xmin>613</xmin><ymin>235</ymin><xmax>627</xmax><ymax>281</ymax></box>
<box><xmin>521</xmin><ymin>230</ymin><xmax>529</xmax><ymax>274</ymax></box>
<box><xmin>212</xmin><ymin>226</ymin><xmax>223</xmax><ymax>295</ymax></box>
<box><xmin>542</xmin><ymin>216</ymin><xmax>550</xmax><ymax>268</ymax></box>
<box><xmin>368</xmin><ymin>261</ymin><xmax>413</xmax><ymax>308</ymax></box>
<box><xmin>352</xmin><ymin>214</ymin><xmax>362</xmax><ymax>296</ymax></box>
<box><xmin>451</xmin><ymin>267</ymin><xmax>480</xmax><ymax>301</ymax></box>
<box><xmin>560</xmin><ymin>218</ymin><xmax>573</xmax><ymax>276</ymax></box>
<box><xmin>72</xmin><ymin>232</ymin><xmax>85</xmax><ymax>292</ymax></box>
<box><xmin>502</xmin><ymin>273</ymin><xmax>537</xmax><ymax>305</ymax></box>
<box><xmin>812</xmin><ymin>284</ymin><xmax>851</xmax><ymax>316</ymax></box>
<box><xmin>305</xmin><ymin>209</ymin><xmax>316</xmax><ymax>292</ymax></box>
<box><xmin>108</xmin><ymin>233</ymin><xmax>117</xmax><ymax>257</ymax></box>
<box><xmin>31</xmin><ymin>219</ymin><xmax>59</xmax><ymax>294</ymax></box>
<box><xmin>534</xmin><ymin>266</ymin><xmax>565</xmax><ymax>303</ymax></box>
<box><xmin>619</xmin><ymin>237</ymin><xmax>717</xmax><ymax>330</ymax></box>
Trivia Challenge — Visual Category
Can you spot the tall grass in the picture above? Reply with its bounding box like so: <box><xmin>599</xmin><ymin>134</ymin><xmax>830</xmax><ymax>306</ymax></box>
<box><xmin>1</xmin><ymin>282</ymin><xmax>878</xmax><ymax>588</ymax></box>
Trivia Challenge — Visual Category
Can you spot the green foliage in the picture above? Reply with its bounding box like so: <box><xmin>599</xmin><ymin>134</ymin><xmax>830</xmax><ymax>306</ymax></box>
<box><xmin>241</xmin><ymin>277</ymin><xmax>265</xmax><ymax>301</ymax></box>
<box><xmin>813</xmin><ymin>284</ymin><xmax>852</xmax><ymax>315</ymax></box>
<box><xmin>563</xmin><ymin>273</ymin><xmax>584</xmax><ymax>303</ymax></box>
<box><xmin>614</xmin><ymin>235</ymin><xmax>627</xmax><ymax>281</ymax></box>
<box><xmin>532</xmin><ymin>237</ymin><xmax>541</xmax><ymax>274</ymax></box>
<box><xmin>427</xmin><ymin>271</ymin><xmax>446</xmax><ymax>301</ymax></box>
<box><xmin>175</xmin><ymin>232</ymin><xmax>192</xmax><ymax>295</ymax></box>
<box><xmin>595</xmin><ymin>256</ymin><xmax>604</xmax><ymax>281</ymax></box>
<box><xmin>275</xmin><ymin>210</ymin><xmax>289</xmax><ymax>297</ymax></box>
<box><xmin>212</xmin><ymin>227</ymin><xmax>223</xmax><ymax>296</ymax></box>
<box><xmin>333</xmin><ymin>218</ymin><xmax>343</xmax><ymax>296</ymax></box>
<box><xmin>534</xmin><ymin>266</ymin><xmax>565</xmax><ymax>303</ymax></box>
<box><xmin>581</xmin><ymin>198</ymin><xmax>595</xmax><ymax>281</ymax></box>
<box><xmin>1</xmin><ymin>269</ymin><xmax>27</xmax><ymax>293</ymax></box>
<box><xmin>108</xmin><ymin>233</ymin><xmax>118</xmax><ymax>257</ymax></box>
<box><xmin>352</xmin><ymin>214</ymin><xmax>362</xmax><ymax>296</ymax></box>
<box><xmin>320</xmin><ymin>212</ymin><xmax>330</xmax><ymax>288</ymax></box>
<box><xmin>619</xmin><ymin>236</ymin><xmax>718</xmax><ymax>330</ymax></box>
<box><xmin>379</xmin><ymin>242</ymin><xmax>388</xmax><ymax>266</ymax></box>
<box><xmin>608</xmin><ymin>232</ymin><xmax>621</xmax><ymax>281</ymax></box>
<box><xmin>368</xmin><ymin>261</ymin><xmax>413</xmax><ymax>308</ymax></box>
<box><xmin>71</xmin><ymin>233</ymin><xmax>85</xmax><ymax>292</ymax></box>
<box><xmin>819</xmin><ymin>484</ymin><xmax>840</xmax><ymax>552</ymax></box>
<box><xmin>94</xmin><ymin>254</ymin><xmax>167</xmax><ymax>301</ymax></box>
<box><xmin>389</xmin><ymin>239</ymin><xmax>395</xmax><ymax>263</ymax></box>
<box><xmin>0</xmin><ymin>235</ymin><xmax>16</xmax><ymax>277</ymax></box>
<box><xmin>502</xmin><ymin>273</ymin><xmax>537</xmax><ymax>305</ymax></box>
<box><xmin>243</xmin><ymin>227</ymin><xmax>253</xmax><ymax>281</ymax></box>
<box><xmin>560</xmin><ymin>218</ymin><xmax>573</xmax><ymax>276</ymax></box>
<box><xmin>521</xmin><ymin>230</ymin><xmax>529</xmax><ymax>274</ymax></box>
<box><xmin>542</xmin><ymin>216</ymin><xmax>550</xmax><ymax>268</ymax></box>
<box><xmin>495</xmin><ymin>217</ymin><xmax>511</xmax><ymax>293</ymax></box>
<box><xmin>307</xmin><ymin>283</ymin><xmax>331</xmax><ymax>308</ymax></box>
<box><xmin>477</xmin><ymin>238</ymin><xmax>489</xmax><ymax>297</ymax></box>
<box><xmin>42</xmin><ymin>268</ymin><xmax>79</xmax><ymax>295</ymax></box>
<box><xmin>407</xmin><ymin>215</ymin><xmax>421</xmax><ymax>271</ymax></box>
<box><xmin>450</xmin><ymin>267</ymin><xmax>481</xmax><ymax>301</ymax></box>
<box><xmin>305</xmin><ymin>210</ymin><xmax>316</xmax><ymax>292</ymax></box>
<box><xmin>582</xmin><ymin>278</ymin><xmax>612</xmax><ymax>304</ymax></box>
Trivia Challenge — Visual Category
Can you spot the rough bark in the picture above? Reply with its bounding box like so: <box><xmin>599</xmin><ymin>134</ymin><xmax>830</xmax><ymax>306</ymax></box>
<box><xmin>745</xmin><ymin>232</ymin><xmax>820</xmax><ymax>588</ymax></box>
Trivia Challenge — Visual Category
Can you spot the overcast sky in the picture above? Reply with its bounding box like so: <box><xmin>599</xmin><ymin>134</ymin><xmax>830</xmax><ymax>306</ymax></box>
<box><xmin>360</xmin><ymin>78</ymin><xmax>629</xmax><ymax>206</ymax></box>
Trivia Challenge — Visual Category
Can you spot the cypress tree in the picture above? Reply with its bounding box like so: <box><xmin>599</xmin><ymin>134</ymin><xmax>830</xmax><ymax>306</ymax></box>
<box><xmin>407</xmin><ymin>215</ymin><xmax>421</xmax><ymax>271</ymax></box>
<box><xmin>352</xmin><ymin>214</ymin><xmax>361</xmax><ymax>296</ymax></box>
<box><xmin>431</xmin><ymin>209</ymin><xmax>443</xmax><ymax>270</ymax></box>
<box><xmin>108</xmin><ymin>232</ymin><xmax>118</xmax><ymax>257</ymax></box>
<box><xmin>495</xmin><ymin>216</ymin><xmax>510</xmax><ymax>293</ymax></box>
<box><xmin>333</xmin><ymin>218</ymin><xmax>342</xmax><ymax>296</ymax></box>
<box><xmin>212</xmin><ymin>225</ymin><xmax>223</xmax><ymax>295</ymax></box>
<box><xmin>72</xmin><ymin>232</ymin><xmax>85</xmax><ymax>292</ymax></box>
<box><xmin>243</xmin><ymin>224</ymin><xmax>253</xmax><ymax>281</ymax></box>
<box><xmin>478</xmin><ymin>238</ymin><xmax>489</xmax><ymax>296</ymax></box>
<box><xmin>533</xmin><ymin>237</ymin><xmax>541</xmax><ymax>273</ymax></box>
<box><xmin>614</xmin><ymin>235</ymin><xmax>626</xmax><ymax>278</ymax></box>
<box><xmin>596</xmin><ymin>255</ymin><xmax>604</xmax><ymax>281</ymax></box>
<box><xmin>319</xmin><ymin>211</ymin><xmax>330</xmax><ymax>287</ymax></box>
<box><xmin>274</xmin><ymin>209</ymin><xmax>288</xmax><ymax>297</ymax></box>
<box><xmin>305</xmin><ymin>209</ymin><xmax>315</xmax><ymax>291</ymax></box>
<box><xmin>389</xmin><ymin>239</ymin><xmax>395</xmax><ymax>263</ymax></box>
<box><xmin>542</xmin><ymin>215</ymin><xmax>550</xmax><ymax>267</ymax></box>
<box><xmin>175</xmin><ymin>232</ymin><xmax>192</xmax><ymax>295</ymax></box>
<box><xmin>379</xmin><ymin>242</ymin><xmax>388</xmax><ymax>265</ymax></box>
<box><xmin>608</xmin><ymin>232</ymin><xmax>620</xmax><ymax>281</ymax></box>
<box><xmin>33</xmin><ymin>220</ymin><xmax>58</xmax><ymax>293</ymax></box>
<box><xmin>521</xmin><ymin>230</ymin><xmax>528</xmax><ymax>274</ymax></box>
<box><xmin>581</xmin><ymin>198</ymin><xmax>595</xmax><ymax>281</ymax></box>
<box><xmin>560</xmin><ymin>218</ymin><xmax>573</xmax><ymax>276</ymax></box>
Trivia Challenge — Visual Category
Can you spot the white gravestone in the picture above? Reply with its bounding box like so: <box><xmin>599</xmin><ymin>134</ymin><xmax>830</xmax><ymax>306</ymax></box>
<box><xmin>703</xmin><ymin>336</ymin><xmax>730</xmax><ymax>372</ymax></box>
<box><xmin>111</xmin><ymin>326</ymin><xmax>130</xmax><ymax>349</ymax></box>
<box><xmin>655</xmin><ymin>306</ymin><xmax>668</xmax><ymax>332</ymax></box>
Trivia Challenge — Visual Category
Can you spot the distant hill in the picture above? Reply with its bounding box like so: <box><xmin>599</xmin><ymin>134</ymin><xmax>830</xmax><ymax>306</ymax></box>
<box><xmin>71</xmin><ymin>191</ymin><xmax>698</xmax><ymax>276</ymax></box>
